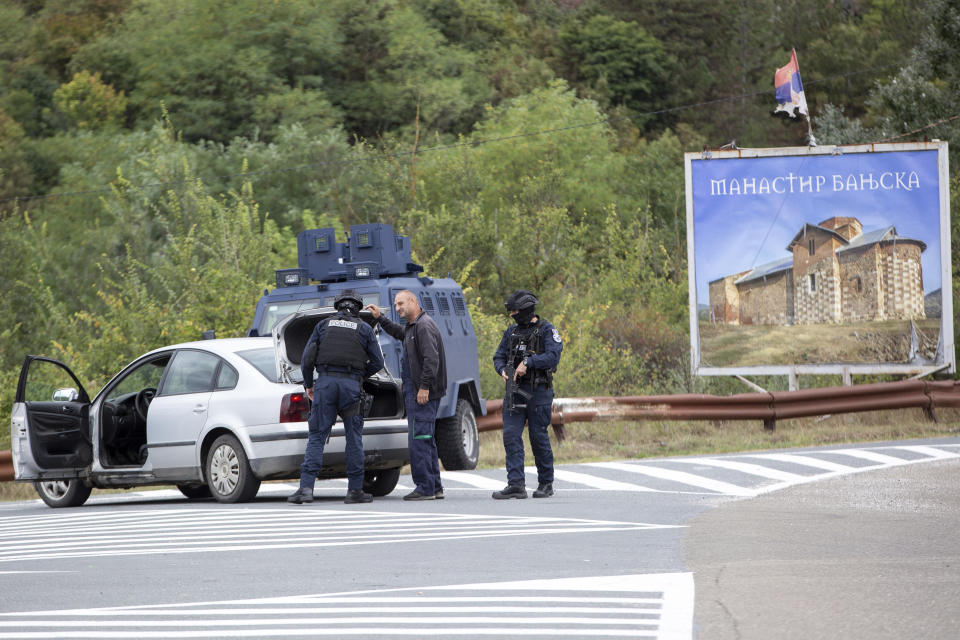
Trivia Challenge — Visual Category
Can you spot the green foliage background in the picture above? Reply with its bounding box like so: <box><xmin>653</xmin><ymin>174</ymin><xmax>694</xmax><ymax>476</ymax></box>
<box><xmin>1</xmin><ymin>0</ymin><xmax>959</xmax><ymax>449</ymax></box>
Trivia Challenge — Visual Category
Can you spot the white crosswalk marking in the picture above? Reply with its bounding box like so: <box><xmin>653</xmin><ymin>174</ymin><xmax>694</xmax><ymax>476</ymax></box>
<box><xmin>821</xmin><ymin>449</ymin><xmax>907</xmax><ymax>465</ymax></box>
<box><xmin>545</xmin><ymin>468</ymin><xmax>658</xmax><ymax>492</ymax></box>
<box><xmin>0</xmin><ymin>509</ymin><xmax>680</xmax><ymax>564</ymax></box>
<box><xmin>586</xmin><ymin>462</ymin><xmax>758</xmax><ymax>496</ymax></box>
<box><xmin>740</xmin><ymin>452</ymin><xmax>853</xmax><ymax>472</ymax></box>
<box><xmin>0</xmin><ymin>573</ymin><xmax>693</xmax><ymax>639</ymax></box>
<box><xmin>888</xmin><ymin>445</ymin><xmax>959</xmax><ymax>459</ymax></box>
<box><xmin>439</xmin><ymin>471</ymin><xmax>504</xmax><ymax>489</ymax></box>
<box><xmin>665</xmin><ymin>457</ymin><xmax>806</xmax><ymax>482</ymax></box>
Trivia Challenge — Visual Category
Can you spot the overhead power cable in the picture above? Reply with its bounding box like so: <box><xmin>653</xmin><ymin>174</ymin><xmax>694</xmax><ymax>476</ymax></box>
<box><xmin>0</xmin><ymin>64</ymin><xmax>924</xmax><ymax>206</ymax></box>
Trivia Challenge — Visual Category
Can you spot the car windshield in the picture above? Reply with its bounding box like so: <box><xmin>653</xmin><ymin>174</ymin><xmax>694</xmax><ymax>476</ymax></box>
<box><xmin>237</xmin><ymin>348</ymin><xmax>280</xmax><ymax>382</ymax></box>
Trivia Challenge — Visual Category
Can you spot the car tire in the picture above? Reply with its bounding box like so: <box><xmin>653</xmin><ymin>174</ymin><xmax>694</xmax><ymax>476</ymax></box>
<box><xmin>205</xmin><ymin>434</ymin><xmax>261</xmax><ymax>503</ymax></box>
<box><xmin>436</xmin><ymin>398</ymin><xmax>479</xmax><ymax>471</ymax></box>
<box><xmin>33</xmin><ymin>480</ymin><xmax>92</xmax><ymax>508</ymax></box>
<box><xmin>177</xmin><ymin>484</ymin><xmax>212</xmax><ymax>500</ymax></box>
<box><xmin>363</xmin><ymin>467</ymin><xmax>401</xmax><ymax>497</ymax></box>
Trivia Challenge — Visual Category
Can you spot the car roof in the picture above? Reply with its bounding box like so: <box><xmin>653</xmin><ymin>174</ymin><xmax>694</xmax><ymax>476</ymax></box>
<box><xmin>144</xmin><ymin>336</ymin><xmax>274</xmax><ymax>358</ymax></box>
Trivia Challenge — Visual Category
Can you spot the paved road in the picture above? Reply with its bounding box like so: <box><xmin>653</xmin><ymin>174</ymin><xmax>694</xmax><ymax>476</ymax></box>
<box><xmin>0</xmin><ymin>437</ymin><xmax>958</xmax><ymax>638</ymax></box>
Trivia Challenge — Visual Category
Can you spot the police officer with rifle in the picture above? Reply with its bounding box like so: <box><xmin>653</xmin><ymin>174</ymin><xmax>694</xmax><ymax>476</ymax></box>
<box><xmin>288</xmin><ymin>290</ymin><xmax>384</xmax><ymax>505</ymax></box>
<box><xmin>492</xmin><ymin>290</ymin><xmax>563</xmax><ymax>499</ymax></box>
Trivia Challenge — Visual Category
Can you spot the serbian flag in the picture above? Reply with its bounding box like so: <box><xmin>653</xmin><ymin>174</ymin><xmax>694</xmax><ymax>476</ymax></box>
<box><xmin>774</xmin><ymin>49</ymin><xmax>808</xmax><ymax>118</ymax></box>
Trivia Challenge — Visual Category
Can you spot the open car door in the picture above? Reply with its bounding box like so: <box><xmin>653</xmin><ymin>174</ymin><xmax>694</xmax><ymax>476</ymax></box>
<box><xmin>10</xmin><ymin>355</ymin><xmax>92</xmax><ymax>481</ymax></box>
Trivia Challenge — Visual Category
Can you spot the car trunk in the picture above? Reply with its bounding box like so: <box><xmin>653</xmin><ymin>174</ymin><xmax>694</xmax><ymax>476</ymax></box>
<box><xmin>274</xmin><ymin>308</ymin><xmax>403</xmax><ymax>420</ymax></box>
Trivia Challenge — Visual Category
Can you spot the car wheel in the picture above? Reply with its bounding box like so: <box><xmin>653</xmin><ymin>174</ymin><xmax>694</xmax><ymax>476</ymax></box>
<box><xmin>436</xmin><ymin>398</ymin><xmax>479</xmax><ymax>471</ymax></box>
<box><xmin>205</xmin><ymin>434</ymin><xmax>261</xmax><ymax>503</ymax></box>
<box><xmin>362</xmin><ymin>467</ymin><xmax>401</xmax><ymax>497</ymax></box>
<box><xmin>33</xmin><ymin>480</ymin><xmax>92</xmax><ymax>508</ymax></box>
<box><xmin>177</xmin><ymin>484</ymin><xmax>212</xmax><ymax>500</ymax></box>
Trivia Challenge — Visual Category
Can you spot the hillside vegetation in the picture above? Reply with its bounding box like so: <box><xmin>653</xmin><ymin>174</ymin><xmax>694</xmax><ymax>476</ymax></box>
<box><xmin>1</xmin><ymin>0</ymin><xmax>959</xmax><ymax>448</ymax></box>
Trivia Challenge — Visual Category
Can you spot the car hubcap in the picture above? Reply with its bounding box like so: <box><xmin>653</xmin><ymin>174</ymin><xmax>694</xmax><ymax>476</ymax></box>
<box><xmin>40</xmin><ymin>481</ymin><xmax>69</xmax><ymax>499</ymax></box>
<box><xmin>210</xmin><ymin>445</ymin><xmax>239</xmax><ymax>495</ymax></box>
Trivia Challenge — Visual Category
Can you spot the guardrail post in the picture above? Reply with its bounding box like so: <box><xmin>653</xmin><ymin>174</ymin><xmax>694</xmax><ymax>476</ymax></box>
<box><xmin>763</xmin><ymin>418</ymin><xmax>776</xmax><ymax>431</ymax></box>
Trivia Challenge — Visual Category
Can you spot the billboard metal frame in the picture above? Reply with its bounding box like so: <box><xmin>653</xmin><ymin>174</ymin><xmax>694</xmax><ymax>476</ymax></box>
<box><xmin>685</xmin><ymin>141</ymin><xmax>953</xmax><ymax>380</ymax></box>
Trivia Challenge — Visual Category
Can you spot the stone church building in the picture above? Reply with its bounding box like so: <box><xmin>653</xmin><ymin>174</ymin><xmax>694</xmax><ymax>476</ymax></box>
<box><xmin>708</xmin><ymin>216</ymin><xmax>926</xmax><ymax>326</ymax></box>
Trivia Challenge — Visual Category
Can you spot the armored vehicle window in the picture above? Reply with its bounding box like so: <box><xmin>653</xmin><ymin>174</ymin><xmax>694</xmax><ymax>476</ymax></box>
<box><xmin>259</xmin><ymin>300</ymin><xmax>323</xmax><ymax>335</ymax></box>
<box><xmin>419</xmin><ymin>293</ymin><xmax>435</xmax><ymax>314</ymax></box>
<box><xmin>322</xmin><ymin>292</ymin><xmax>380</xmax><ymax>308</ymax></box>
<box><xmin>437</xmin><ymin>295</ymin><xmax>450</xmax><ymax>315</ymax></box>
<box><xmin>452</xmin><ymin>295</ymin><xmax>466</xmax><ymax>316</ymax></box>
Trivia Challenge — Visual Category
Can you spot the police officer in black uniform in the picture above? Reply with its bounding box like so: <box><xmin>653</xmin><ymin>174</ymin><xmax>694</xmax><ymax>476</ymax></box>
<box><xmin>288</xmin><ymin>290</ymin><xmax>384</xmax><ymax>505</ymax></box>
<box><xmin>492</xmin><ymin>290</ymin><xmax>563</xmax><ymax>499</ymax></box>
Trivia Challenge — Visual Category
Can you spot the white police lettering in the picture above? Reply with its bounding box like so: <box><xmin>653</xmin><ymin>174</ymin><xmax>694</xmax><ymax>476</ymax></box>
<box><xmin>709</xmin><ymin>171</ymin><xmax>921</xmax><ymax>196</ymax></box>
<box><xmin>329</xmin><ymin>319</ymin><xmax>358</xmax><ymax>330</ymax></box>
<box><xmin>552</xmin><ymin>329</ymin><xmax>562</xmax><ymax>343</ymax></box>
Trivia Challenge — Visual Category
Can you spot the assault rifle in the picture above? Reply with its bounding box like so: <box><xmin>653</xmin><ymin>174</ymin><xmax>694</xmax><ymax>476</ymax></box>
<box><xmin>503</xmin><ymin>361</ymin><xmax>533</xmax><ymax>414</ymax></box>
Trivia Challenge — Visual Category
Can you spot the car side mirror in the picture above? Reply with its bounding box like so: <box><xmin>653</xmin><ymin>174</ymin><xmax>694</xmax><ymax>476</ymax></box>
<box><xmin>53</xmin><ymin>387</ymin><xmax>79</xmax><ymax>402</ymax></box>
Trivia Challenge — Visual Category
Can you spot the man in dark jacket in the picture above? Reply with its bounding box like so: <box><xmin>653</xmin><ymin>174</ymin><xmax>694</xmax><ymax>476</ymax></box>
<box><xmin>366</xmin><ymin>290</ymin><xmax>447</xmax><ymax>500</ymax></box>
<box><xmin>288</xmin><ymin>290</ymin><xmax>384</xmax><ymax>505</ymax></box>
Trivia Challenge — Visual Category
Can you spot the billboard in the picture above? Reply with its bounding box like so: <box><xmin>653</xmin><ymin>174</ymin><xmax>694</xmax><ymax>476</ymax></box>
<box><xmin>684</xmin><ymin>142</ymin><xmax>953</xmax><ymax>378</ymax></box>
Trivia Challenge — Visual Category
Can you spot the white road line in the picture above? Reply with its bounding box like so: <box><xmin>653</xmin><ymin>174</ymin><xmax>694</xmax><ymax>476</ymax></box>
<box><xmin>893</xmin><ymin>445</ymin><xmax>959</xmax><ymax>459</ymax></box>
<box><xmin>544</xmin><ymin>469</ymin><xmax>657</xmax><ymax>492</ymax></box>
<box><xmin>439</xmin><ymin>472</ymin><xmax>504</xmax><ymax>489</ymax></box>
<box><xmin>0</xmin><ymin>573</ymin><xmax>691</xmax><ymax>640</ymax></box>
<box><xmin>819</xmin><ymin>449</ymin><xmax>907</xmax><ymax>465</ymax></box>
<box><xmin>740</xmin><ymin>453</ymin><xmax>852</xmax><ymax>472</ymax></box>
<box><xmin>664</xmin><ymin>458</ymin><xmax>807</xmax><ymax>482</ymax></box>
<box><xmin>0</xmin><ymin>629</ymin><xmax>653</xmax><ymax>638</ymax></box>
<box><xmin>585</xmin><ymin>462</ymin><xmax>757</xmax><ymax>497</ymax></box>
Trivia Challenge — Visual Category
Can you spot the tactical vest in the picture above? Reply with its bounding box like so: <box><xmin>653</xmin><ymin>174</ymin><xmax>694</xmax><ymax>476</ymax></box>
<box><xmin>314</xmin><ymin>313</ymin><xmax>368</xmax><ymax>373</ymax></box>
<box><xmin>509</xmin><ymin>323</ymin><xmax>554</xmax><ymax>386</ymax></box>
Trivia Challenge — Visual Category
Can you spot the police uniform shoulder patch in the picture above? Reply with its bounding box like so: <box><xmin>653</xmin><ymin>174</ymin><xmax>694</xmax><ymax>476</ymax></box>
<box><xmin>552</xmin><ymin>328</ymin><xmax>562</xmax><ymax>343</ymax></box>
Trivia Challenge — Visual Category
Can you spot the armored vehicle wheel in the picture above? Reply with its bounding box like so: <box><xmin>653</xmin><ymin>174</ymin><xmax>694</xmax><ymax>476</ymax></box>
<box><xmin>436</xmin><ymin>399</ymin><xmax>479</xmax><ymax>471</ymax></box>
<box><xmin>205</xmin><ymin>434</ymin><xmax>261</xmax><ymax>503</ymax></box>
<box><xmin>363</xmin><ymin>467</ymin><xmax>401</xmax><ymax>496</ymax></box>
<box><xmin>177</xmin><ymin>484</ymin><xmax>212</xmax><ymax>499</ymax></box>
<box><xmin>33</xmin><ymin>479</ymin><xmax>92</xmax><ymax>508</ymax></box>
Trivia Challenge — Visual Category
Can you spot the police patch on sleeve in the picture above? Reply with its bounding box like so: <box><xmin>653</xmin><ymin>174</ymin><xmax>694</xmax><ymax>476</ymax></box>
<box><xmin>552</xmin><ymin>328</ymin><xmax>562</xmax><ymax>343</ymax></box>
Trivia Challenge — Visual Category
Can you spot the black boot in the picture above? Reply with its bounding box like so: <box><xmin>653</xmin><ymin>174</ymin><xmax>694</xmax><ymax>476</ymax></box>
<box><xmin>533</xmin><ymin>483</ymin><xmax>554</xmax><ymax>498</ymax></box>
<box><xmin>287</xmin><ymin>487</ymin><xmax>313</xmax><ymax>504</ymax></box>
<box><xmin>492</xmin><ymin>484</ymin><xmax>527</xmax><ymax>500</ymax></box>
<box><xmin>344</xmin><ymin>489</ymin><xmax>373</xmax><ymax>504</ymax></box>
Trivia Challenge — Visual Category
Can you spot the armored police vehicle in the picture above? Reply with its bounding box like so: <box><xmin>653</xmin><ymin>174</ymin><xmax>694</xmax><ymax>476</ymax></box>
<box><xmin>252</xmin><ymin>223</ymin><xmax>484</xmax><ymax>493</ymax></box>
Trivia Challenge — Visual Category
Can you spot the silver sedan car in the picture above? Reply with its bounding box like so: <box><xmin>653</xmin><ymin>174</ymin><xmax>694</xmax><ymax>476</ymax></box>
<box><xmin>9</xmin><ymin>337</ymin><xmax>408</xmax><ymax>507</ymax></box>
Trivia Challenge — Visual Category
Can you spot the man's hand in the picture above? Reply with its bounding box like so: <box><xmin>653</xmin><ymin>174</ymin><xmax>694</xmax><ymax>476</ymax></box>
<box><xmin>364</xmin><ymin>304</ymin><xmax>381</xmax><ymax>319</ymax></box>
<box><xmin>416</xmin><ymin>388</ymin><xmax>429</xmax><ymax>405</ymax></box>
<box><xmin>501</xmin><ymin>370</ymin><xmax>510</xmax><ymax>381</ymax></box>
<box><xmin>305</xmin><ymin>387</ymin><xmax>314</xmax><ymax>402</ymax></box>
<box><xmin>514</xmin><ymin>361</ymin><xmax>528</xmax><ymax>381</ymax></box>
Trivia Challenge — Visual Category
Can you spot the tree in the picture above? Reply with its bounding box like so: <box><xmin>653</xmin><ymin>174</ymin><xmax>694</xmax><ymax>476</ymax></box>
<box><xmin>53</xmin><ymin>70</ymin><xmax>126</xmax><ymax>130</ymax></box>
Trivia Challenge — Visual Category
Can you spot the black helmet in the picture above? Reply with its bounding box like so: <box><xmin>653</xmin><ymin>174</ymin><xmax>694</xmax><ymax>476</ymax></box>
<box><xmin>504</xmin><ymin>289</ymin><xmax>538</xmax><ymax>311</ymax></box>
<box><xmin>334</xmin><ymin>289</ymin><xmax>363</xmax><ymax>313</ymax></box>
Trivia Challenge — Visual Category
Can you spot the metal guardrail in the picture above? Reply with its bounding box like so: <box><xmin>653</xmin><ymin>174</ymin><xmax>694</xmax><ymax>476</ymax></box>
<box><xmin>477</xmin><ymin>379</ymin><xmax>960</xmax><ymax>434</ymax></box>
<box><xmin>2</xmin><ymin>379</ymin><xmax>958</xmax><ymax>481</ymax></box>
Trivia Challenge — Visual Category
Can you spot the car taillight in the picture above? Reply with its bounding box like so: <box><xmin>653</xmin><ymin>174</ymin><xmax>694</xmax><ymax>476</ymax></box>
<box><xmin>280</xmin><ymin>392</ymin><xmax>310</xmax><ymax>423</ymax></box>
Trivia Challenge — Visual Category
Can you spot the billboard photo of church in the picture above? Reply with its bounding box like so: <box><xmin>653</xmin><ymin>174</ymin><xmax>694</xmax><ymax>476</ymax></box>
<box><xmin>684</xmin><ymin>142</ymin><xmax>953</xmax><ymax>377</ymax></box>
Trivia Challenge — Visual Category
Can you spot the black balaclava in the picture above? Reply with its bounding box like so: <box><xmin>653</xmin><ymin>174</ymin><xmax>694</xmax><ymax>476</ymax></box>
<box><xmin>513</xmin><ymin>306</ymin><xmax>535</xmax><ymax>325</ymax></box>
